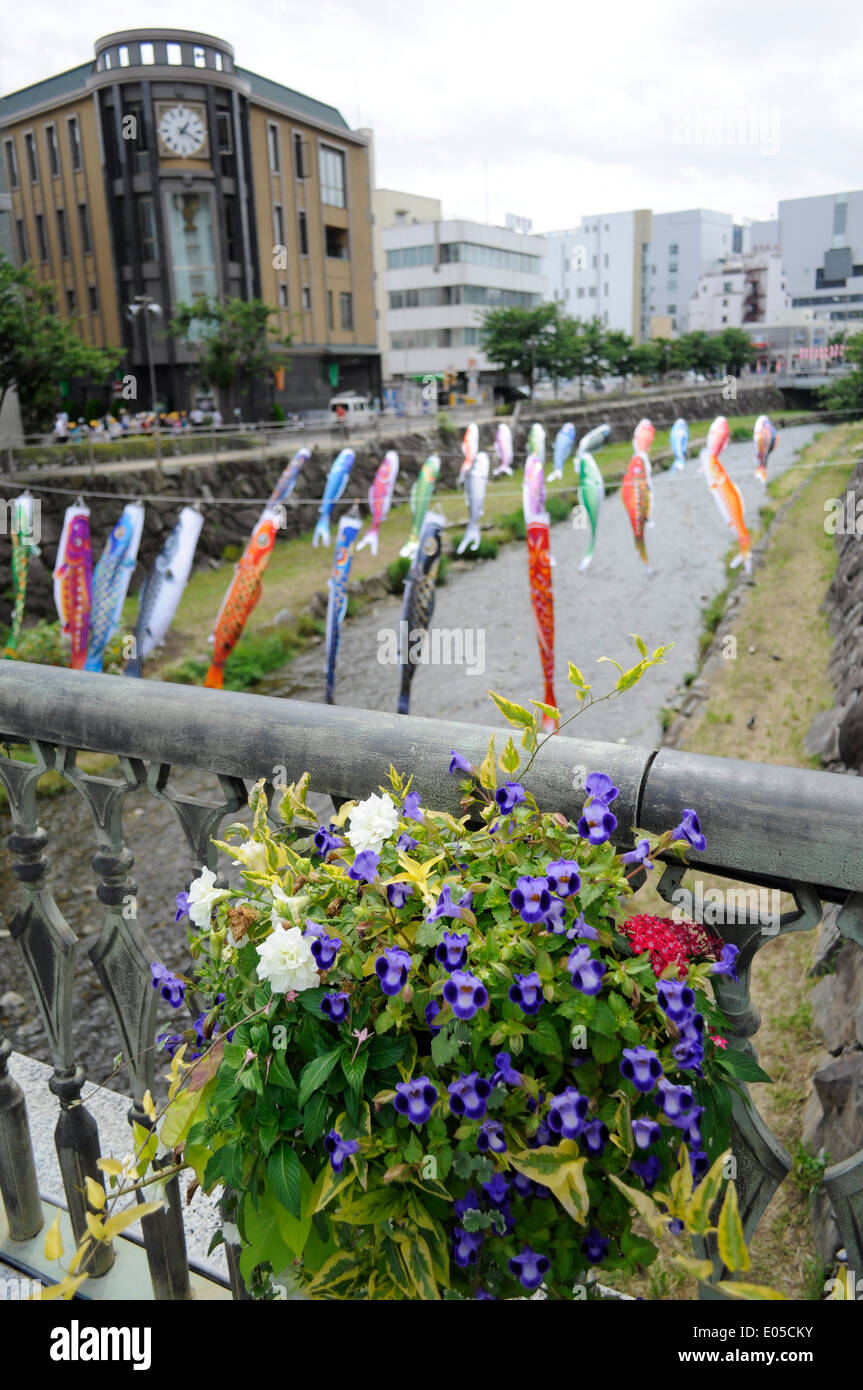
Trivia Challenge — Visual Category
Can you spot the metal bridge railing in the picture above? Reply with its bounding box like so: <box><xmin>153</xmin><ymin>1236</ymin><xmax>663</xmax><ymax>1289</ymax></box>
<box><xmin>0</xmin><ymin>662</ymin><xmax>861</xmax><ymax>1298</ymax></box>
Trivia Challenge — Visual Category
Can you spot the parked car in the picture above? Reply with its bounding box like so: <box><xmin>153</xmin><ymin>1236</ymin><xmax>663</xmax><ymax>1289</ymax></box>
<box><xmin>327</xmin><ymin>393</ymin><xmax>373</xmax><ymax>420</ymax></box>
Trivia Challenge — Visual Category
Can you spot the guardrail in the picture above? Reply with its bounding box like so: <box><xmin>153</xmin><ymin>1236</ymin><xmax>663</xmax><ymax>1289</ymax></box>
<box><xmin>0</xmin><ymin>662</ymin><xmax>861</xmax><ymax>1298</ymax></box>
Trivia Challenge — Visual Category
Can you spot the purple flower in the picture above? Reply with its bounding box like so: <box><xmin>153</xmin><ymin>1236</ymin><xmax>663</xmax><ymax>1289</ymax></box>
<box><xmin>150</xmin><ymin>962</ymin><xmax>185</xmax><ymax>1009</ymax></box>
<box><xmin>529</xmin><ymin>1119</ymin><xmax>553</xmax><ymax>1149</ymax></box>
<box><xmin>492</xmin><ymin>1053</ymin><xmax>522</xmax><ymax>1087</ymax></box>
<box><xmin>670</xmin><ymin>808</ymin><xmax>707</xmax><ymax>853</ymax></box>
<box><xmin>582</xmin><ymin>1227</ymin><xmax>609</xmax><ymax>1263</ymax></box>
<box><xmin>689</xmin><ymin>1148</ymin><xmax>710</xmax><ymax>1182</ymax></box>
<box><xmin>393</xmin><ymin>1076</ymin><xmax>438</xmax><ymax>1125</ymax></box>
<box><xmin>673</xmin><ymin>1017</ymin><xmax>706</xmax><ymax>1073</ymax></box>
<box><xmin>452</xmin><ymin>1226</ymin><xmax>483</xmax><ymax>1267</ymax></box>
<box><xmin>448</xmin><ymin>750</ymin><xmax>474</xmax><ymax>776</ymax></box>
<box><xmin>174</xmin><ymin>891</ymin><xmax>190</xmax><ymax>922</ymax></box>
<box><xmin>711</xmin><ymin>943</ymin><xmax>739</xmax><ymax>981</ymax></box>
<box><xmin>403</xmin><ymin>791</ymin><xmax>425</xmax><ymax>823</ymax></box>
<box><xmin>386</xmin><ymin>881</ymin><xmax>414</xmax><ymax>909</ymax></box>
<box><xmin>304</xmin><ymin>923</ymin><xmax>341</xmax><ymax>970</ymax></box>
<box><xmin>510</xmin><ymin>875</ymin><xmax>552</xmax><ymax>925</ymax></box>
<box><xmin>679</xmin><ymin>1105</ymin><xmax>704</xmax><ymax>1147</ymax></box>
<box><xmin>323</xmin><ymin>1129</ymin><xmax>360</xmax><ymax>1174</ymax></box>
<box><xmin>454</xmin><ymin>1189</ymin><xmax>480</xmax><ymax>1219</ymax></box>
<box><xmin>657</xmin><ymin>979</ymin><xmax>697</xmax><ymax>1025</ymax></box>
<box><xmin>655</xmin><ymin>1079</ymin><xmax>696</xmax><ymax>1125</ymax></box>
<box><xmin>495</xmin><ymin>781</ymin><xmax>526</xmax><ymax>814</ymax></box>
<box><xmin>482</xmin><ymin>1172</ymin><xmax>510</xmax><ymax>1207</ymax></box>
<box><xmin>568</xmin><ymin>911</ymin><xmax>599</xmax><ymax>941</ymax></box>
<box><xmin>508</xmin><ymin>971</ymin><xmax>543</xmax><ymax>1016</ymax></box>
<box><xmin>544</xmin><ymin>898</ymin><xmax>567</xmax><ymax>934</ymax></box>
<box><xmin>375</xmin><ymin>945</ymin><xmax>411</xmax><ymax>997</ymax></box>
<box><xmin>348</xmin><ymin>849</ymin><xmax>380</xmax><ymax>883</ymax></box>
<box><xmin>668</xmin><ymin>1217</ymin><xmax>685</xmax><ymax>1235</ymax></box>
<box><xmin>321</xmin><ymin>992</ymin><xmax>350</xmax><ymax>1024</ymax></box>
<box><xmin>578</xmin><ymin>800</ymin><xmax>618</xmax><ymax>846</ymax></box>
<box><xmin>157</xmin><ymin>1031</ymin><xmax>184</xmax><ymax>1056</ymax></box>
<box><xmin>396</xmin><ymin>831</ymin><xmax>418</xmax><ymax>852</ymax></box>
<box><xmin>508</xmin><ymin>1245</ymin><xmax>550</xmax><ymax>1291</ymax></box>
<box><xmin>632</xmin><ymin>1117</ymin><xmax>661</xmax><ymax>1149</ymax></box>
<box><xmin>477</xmin><ymin>1120</ymin><xmax>507</xmax><ymax>1153</ymax></box>
<box><xmin>548</xmin><ymin>1086</ymin><xmax>589</xmax><ymax>1140</ymax></box>
<box><xmin>511</xmin><ymin>1171</ymin><xmax>533</xmax><ymax>1198</ymax></box>
<box><xmin>314</xmin><ymin>824</ymin><xmax>343</xmax><ymax>856</ymax></box>
<box><xmin>435</xmin><ymin>930</ymin><xmax>469</xmax><ymax>972</ymax></box>
<box><xmin>424</xmin><ymin>1000</ymin><xmax>443</xmax><ymax>1034</ymax></box>
<box><xmin>580</xmin><ymin>1119</ymin><xmax>609</xmax><ymax>1156</ymax></box>
<box><xmin>475</xmin><ymin>1288</ymin><xmax>497</xmax><ymax>1300</ymax></box>
<box><xmin>629</xmin><ymin>1154</ymin><xmax>662</xmax><ymax>1189</ymax></box>
<box><xmin>546</xmin><ymin>858</ymin><xmax>581</xmax><ymax>896</ymax></box>
<box><xmin>620</xmin><ymin>1045</ymin><xmax>663</xmax><ymax>1094</ymax></box>
<box><xmin>566</xmin><ymin>945</ymin><xmax>606</xmax><ymax>997</ymax></box>
<box><xmin>448</xmin><ymin>1070</ymin><xmax>492</xmax><ymax>1120</ymax></box>
<box><xmin>585</xmin><ymin>772</ymin><xmax>619</xmax><ymax>804</ymax></box>
<box><xmin>443</xmin><ymin>969</ymin><xmax>488</xmax><ymax>1021</ymax></box>
<box><xmin>620</xmin><ymin>839</ymin><xmax>655</xmax><ymax>869</ymax></box>
<box><xmin>427</xmin><ymin>884</ymin><xmax>473</xmax><ymax>925</ymax></box>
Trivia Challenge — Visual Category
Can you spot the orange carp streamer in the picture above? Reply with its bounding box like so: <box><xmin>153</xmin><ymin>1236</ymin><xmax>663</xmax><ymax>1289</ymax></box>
<box><xmin>526</xmin><ymin>518</ymin><xmax>558</xmax><ymax>731</ymax></box>
<box><xmin>204</xmin><ymin>515</ymin><xmax>278</xmax><ymax>688</ymax></box>
<box><xmin>620</xmin><ymin>455</ymin><xmax>651</xmax><ymax>566</ymax></box>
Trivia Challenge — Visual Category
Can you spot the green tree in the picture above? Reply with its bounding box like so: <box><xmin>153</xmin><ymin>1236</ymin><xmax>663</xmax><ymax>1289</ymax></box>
<box><xmin>479</xmin><ymin>303</ymin><xmax>558</xmax><ymax>397</ymax></box>
<box><xmin>633</xmin><ymin>338</ymin><xmax>675</xmax><ymax>382</ymax></box>
<box><xmin>603</xmin><ymin>330</ymin><xmax>637</xmax><ymax>390</ymax></box>
<box><xmin>820</xmin><ymin>331</ymin><xmax>863</xmax><ymax>416</ymax></box>
<box><xmin>168</xmin><ymin>295</ymin><xmax>292</xmax><ymax>414</ymax></box>
<box><xmin>674</xmin><ymin>331</ymin><xmax>722</xmax><ymax>377</ymax></box>
<box><xmin>0</xmin><ymin>253</ymin><xmax>122</xmax><ymax>432</ymax></box>
<box><xmin>715</xmin><ymin>327</ymin><xmax>755</xmax><ymax>376</ymax></box>
<box><xmin>580</xmin><ymin>318</ymin><xmax>608</xmax><ymax>392</ymax></box>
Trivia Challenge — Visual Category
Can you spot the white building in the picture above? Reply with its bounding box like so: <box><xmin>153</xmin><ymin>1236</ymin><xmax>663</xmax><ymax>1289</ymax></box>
<box><xmin>542</xmin><ymin>210</ymin><xmax>653</xmax><ymax>341</ymax></box>
<box><xmin>774</xmin><ymin>190</ymin><xmax>863</xmax><ymax>327</ymax></box>
<box><xmin>382</xmin><ymin>217</ymin><xmax>547</xmax><ymax>387</ymax></box>
<box><xmin>688</xmin><ymin>249</ymin><xmax>790</xmax><ymax>332</ymax></box>
<box><xmin>372</xmin><ymin>187</ymin><xmax>442</xmax><ymax>372</ymax></box>
<box><xmin>647</xmin><ymin>210</ymin><xmax>735</xmax><ymax>334</ymax></box>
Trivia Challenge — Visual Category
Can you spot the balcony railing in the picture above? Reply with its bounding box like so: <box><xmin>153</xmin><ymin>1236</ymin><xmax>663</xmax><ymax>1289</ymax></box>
<box><xmin>0</xmin><ymin>662</ymin><xmax>861</xmax><ymax>1299</ymax></box>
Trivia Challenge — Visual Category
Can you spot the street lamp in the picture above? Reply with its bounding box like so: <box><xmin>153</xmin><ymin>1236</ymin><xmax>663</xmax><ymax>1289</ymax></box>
<box><xmin>127</xmin><ymin>295</ymin><xmax>163</xmax><ymax>464</ymax></box>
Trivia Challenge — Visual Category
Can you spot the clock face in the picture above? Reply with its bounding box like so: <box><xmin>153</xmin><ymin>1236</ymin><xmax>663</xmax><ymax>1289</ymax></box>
<box><xmin>157</xmin><ymin>104</ymin><xmax>207</xmax><ymax>158</ymax></box>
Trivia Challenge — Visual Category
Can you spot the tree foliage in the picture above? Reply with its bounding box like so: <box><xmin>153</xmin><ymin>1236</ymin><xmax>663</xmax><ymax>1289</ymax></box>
<box><xmin>820</xmin><ymin>331</ymin><xmax>863</xmax><ymax>415</ymax></box>
<box><xmin>168</xmin><ymin>295</ymin><xmax>292</xmax><ymax>406</ymax></box>
<box><xmin>0</xmin><ymin>254</ymin><xmax>123</xmax><ymax>432</ymax></box>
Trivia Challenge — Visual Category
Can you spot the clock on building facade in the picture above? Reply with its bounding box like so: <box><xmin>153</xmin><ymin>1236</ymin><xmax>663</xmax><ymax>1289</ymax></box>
<box><xmin>155</xmin><ymin>102</ymin><xmax>209</xmax><ymax>158</ymax></box>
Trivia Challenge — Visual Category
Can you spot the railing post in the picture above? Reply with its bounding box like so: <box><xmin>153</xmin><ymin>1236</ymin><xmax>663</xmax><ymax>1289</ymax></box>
<box><xmin>0</xmin><ymin>1037</ymin><xmax>43</xmax><ymax>1240</ymax></box>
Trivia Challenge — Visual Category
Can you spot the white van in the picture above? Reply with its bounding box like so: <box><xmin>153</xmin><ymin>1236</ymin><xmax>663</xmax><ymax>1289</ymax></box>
<box><xmin>328</xmin><ymin>393</ymin><xmax>372</xmax><ymax>420</ymax></box>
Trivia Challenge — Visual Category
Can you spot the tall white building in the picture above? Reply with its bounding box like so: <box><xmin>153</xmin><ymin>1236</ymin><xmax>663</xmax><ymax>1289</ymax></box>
<box><xmin>775</xmin><ymin>190</ymin><xmax>863</xmax><ymax>326</ymax></box>
<box><xmin>647</xmin><ymin>210</ymin><xmax>735</xmax><ymax>334</ymax></box>
<box><xmin>382</xmin><ymin>217</ymin><xmax>546</xmax><ymax>386</ymax></box>
<box><xmin>688</xmin><ymin>249</ymin><xmax>790</xmax><ymax>332</ymax></box>
<box><xmin>372</xmin><ymin>187</ymin><xmax>442</xmax><ymax>371</ymax></box>
<box><xmin>542</xmin><ymin>210</ymin><xmax>653</xmax><ymax>341</ymax></box>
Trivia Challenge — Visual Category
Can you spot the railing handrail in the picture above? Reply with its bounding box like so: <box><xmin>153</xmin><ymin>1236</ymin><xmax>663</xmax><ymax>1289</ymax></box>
<box><xmin>0</xmin><ymin>661</ymin><xmax>861</xmax><ymax>902</ymax></box>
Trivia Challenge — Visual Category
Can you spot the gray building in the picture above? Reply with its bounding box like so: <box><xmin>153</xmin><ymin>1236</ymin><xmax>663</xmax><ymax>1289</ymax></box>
<box><xmin>775</xmin><ymin>191</ymin><xmax>863</xmax><ymax>325</ymax></box>
<box><xmin>647</xmin><ymin>209</ymin><xmax>734</xmax><ymax>334</ymax></box>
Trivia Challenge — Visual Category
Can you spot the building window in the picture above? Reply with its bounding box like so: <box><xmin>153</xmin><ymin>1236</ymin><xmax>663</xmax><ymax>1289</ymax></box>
<box><xmin>25</xmin><ymin>132</ymin><xmax>38</xmax><ymax>182</ymax></box>
<box><xmin>340</xmin><ymin>292</ymin><xmax>353</xmax><ymax>329</ymax></box>
<box><xmin>214</xmin><ymin>51</ymin><xmax>224</xmax><ymax>71</ymax></box>
<box><xmin>138</xmin><ymin>196</ymin><xmax>158</xmax><ymax>260</ymax></box>
<box><xmin>293</xmin><ymin>133</ymin><xmax>308</xmax><ymax>179</ymax></box>
<box><xmin>45</xmin><ymin>125</ymin><xmax>60</xmax><ymax>177</ymax></box>
<box><xmin>668</xmin><ymin>261</ymin><xmax>678</xmax><ymax>273</ymax></box>
<box><xmin>118</xmin><ymin>44</ymin><xmax>130</xmax><ymax>67</ymax></box>
<box><xmin>15</xmin><ymin>218</ymin><xmax>28</xmax><ymax>262</ymax></box>
<box><xmin>325</xmin><ymin>224</ymin><xmax>348</xmax><ymax>259</ymax></box>
<box><xmin>88</xmin><ymin>284</ymin><xmax>98</xmax><ymax>313</ymax></box>
<box><xmin>604</xmin><ymin>253</ymin><xmax>609</xmax><ymax>268</ymax></box>
<box><xmin>273</xmin><ymin>204</ymin><xmax>284</xmax><ymax>249</ymax></box>
<box><xmin>604</xmin><ymin>282</ymin><xmax>609</xmax><ymax>296</ymax></box>
<box><xmin>722</xmin><ymin>298</ymin><xmax>728</xmax><ymax>307</ymax></box>
<box><xmin>166</xmin><ymin>42</ymin><xmax>182</xmax><ymax>65</ymax></box>
<box><xmin>77</xmin><ymin>203</ymin><xmax>92</xmax><ymax>255</ymax></box>
<box><xmin>103</xmin><ymin>51</ymin><xmax>112</xmax><ymax>70</ymax></box>
<box><xmin>278</xmin><ymin>283</ymin><xmax>288</xmax><ymax>307</ymax></box>
<box><xmin>267</xmin><ymin>123</ymin><xmax>280</xmax><ymax>173</ymax></box>
<box><xmin>5</xmin><ymin>140</ymin><xmax>18</xmax><ymax>189</ymax></box>
<box><xmin>167</xmin><ymin>190</ymin><xmax>217</xmax><ymax>303</ymax></box>
<box><xmin>140</xmin><ymin>41</ymin><xmax>155</xmax><ymax>63</ymax></box>
<box><xmin>588</xmin><ymin>286</ymin><xmax>596</xmax><ymax>297</ymax></box>
<box><xmin>67</xmin><ymin>117</ymin><xmax>82</xmax><ymax>171</ymax></box>
<box><xmin>386</xmin><ymin>244</ymin><xmax>435</xmax><ymax>269</ymax></box>
<box><xmin>669</xmin><ymin>243</ymin><xmax>678</xmax><ymax>255</ymax></box>
<box><xmin>319</xmin><ymin>145</ymin><xmax>345</xmax><ymax>207</ymax></box>
<box><xmin>721</xmin><ymin>315</ymin><xmax>728</xmax><ymax>324</ymax></box>
<box><xmin>56</xmin><ymin>208</ymin><xmax>69</xmax><ymax>257</ymax></box>
<box><xmin>592</xmin><ymin>254</ymin><xmax>597</xmax><ymax>269</ymax></box>
<box><xmin>668</xmin><ymin>303</ymin><xmax>676</xmax><ymax>313</ymax></box>
<box><xmin>298</xmin><ymin>209</ymin><xmax>309</xmax><ymax>256</ymax></box>
<box><xmin>66</xmin><ymin>286</ymin><xmax>76</xmax><ymax>314</ymax></box>
<box><xmin>301</xmin><ymin>285</ymin><xmax>311</xmax><ymax>310</ymax></box>
<box><xmin>216</xmin><ymin>111</ymin><xmax>232</xmax><ymax>155</ymax></box>
<box><xmin>193</xmin><ymin>46</ymin><xmax>206</xmax><ymax>68</ymax></box>
<box><xmin>577</xmin><ymin>287</ymin><xmax>585</xmax><ymax>298</ymax></box>
<box><xmin>668</xmin><ymin>278</ymin><xmax>677</xmax><ymax>290</ymax></box>
<box><xmin>35</xmin><ymin>213</ymin><xmax>48</xmax><ymax>261</ymax></box>
<box><xmin>327</xmin><ymin>290</ymin><xmax>334</xmax><ymax>330</ymax></box>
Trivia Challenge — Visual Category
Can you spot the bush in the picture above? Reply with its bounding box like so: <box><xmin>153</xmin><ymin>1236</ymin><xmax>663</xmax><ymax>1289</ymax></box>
<box><xmin>272</xmin><ymin>403</ymin><xmax>286</xmax><ymax>422</ymax></box>
<box><xmin>730</xmin><ymin>427</ymin><xmax>750</xmax><ymax>444</ymax></box>
<box><xmin>494</xmin><ymin>404</ymin><xmax>512</xmax><ymax>417</ymax></box>
<box><xmin>451</xmin><ymin>537</ymin><xmax>499</xmax><ymax>561</ymax></box>
<box><xmin>16</xmin><ymin>620</ymin><xmax>70</xmax><ymax>666</ymax></box>
<box><xmin>222</xmin><ymin>544</ymin><xmax>242</xmax><ymax>563</ymax></box>
<box><xmin>436</xmin><ymin>410</ymin><xmax>457</xmax><ymax>439</ymax></box>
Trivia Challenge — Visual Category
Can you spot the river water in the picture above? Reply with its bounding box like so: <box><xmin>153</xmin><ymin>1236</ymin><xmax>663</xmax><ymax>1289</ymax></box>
<box><xmin>0</xmin><ymin>425</ymin><xmax>820</xmax><ymax>1087</ymax></box>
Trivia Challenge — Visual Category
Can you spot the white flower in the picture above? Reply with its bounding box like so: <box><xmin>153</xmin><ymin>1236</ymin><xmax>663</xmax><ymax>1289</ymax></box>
<box><xmin>255</xmin><ymin>924</ymin><xmax>320</xmax><ymax>995</ymax></box>
<box><xmin>187</xmin><ymin>866</ymin><xmax>230</xmax><ymax>928</ymax></box>
<box><xmin>232</xmin><ymin>840</ymin><xmax>269</xmax><ymax>875</ymax></box>
<box><xmin>271</xmin><ymin>883</ymin><xmax>311</xmax><ymax>928</ymax></box>
<box><xmin>346</xmin><ymin>792</ymin><xmax>400</xmax><ymax>855</ymax></box>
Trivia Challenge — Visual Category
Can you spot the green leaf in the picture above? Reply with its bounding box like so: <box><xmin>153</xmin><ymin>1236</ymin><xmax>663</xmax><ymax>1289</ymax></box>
<box><xmin>368</xmin><ymin>1035</ymin><xmax>410</xmax><ymax>1070</ymax></box>
<box><xmin>509</xmin><ymin>1141</ymin><xmax>589</xmax><ymax>1223</ymax></box>
<box><xmin>395</xmin><ymin>1232</ymin><xmax>440</xmax><ymax>1299</ymax></box>
<box><xmin>567</xmin><ymin>661</ymin><xmax>591</xmax><ymax>698</ymax></box>
<box><xmin>487</xmin><ymin>691</ymin><xmax>535</xmax><ymax>729</ymax></box>
<box><xmin>203</xmin><ymin>1139</ymin><xmax>244</xmax><ymax>1191</ymax></box>
<box><xmin>529</xmin><ymin>1018</ymin><xmax>563</xmax><ymax>1060</ymax></box>
<box><xmin>267</xmin><ymin>1142</ymin><xmax>302</xmax><ymax>1219</ymax></box>
<box><xmin>336</xmin><ymin>1186</ymin><xmax>405</xmax><ymax>1225</ymax></box>
<box><xmin>267</xmin><ymin>1048</ymin><xmax>297</xmax><ymax>1092</ymax></box>
<box><xmin>499</xmin><ymin>736</ymin><xmax>521</xmax><ymax>776</ymax></box>
<box><xmin>303</xmin><ymin>1090</ymin><xmax>330</xmax><ymax>1146</ymax></box>
<box><xmin>716</xmin><ymin>1181</ymin><xmax>750</xmax><ymax>1273</ymax></box>
<box><xmin>714</xmin><ymin>1280</ymin><xmax>787</xmax><ymax>1301</ymax></box>
<box><xmin>632</xmin><ymin>633</ymin><xmax>648</xmax><ymax>658</ymax></box>
<box><xmin>238</xmin><ymin>1195</ymin><xmax>294</xmax><ymax>1287</ymax></box>
<box><xmin>304</xmin><ymin>1250</ymin><xmax>367</xmax><ymax>1299</ymax></box>
<box><xmin>341</xmin><ymin>1050</ymin><xmax>369</xmax><ymax>1094</ymax></box>
<box><xmin>297</xmin><ymin>1048</ymin><xmax>344</xmax><ymax>1110</ymax></box>
<box><xmin>718</xmin><ymin>1049</ymin><xmax>773</xmax><ymax>1085</ymax></box>
<box><xmin>685</xmin><ymin>1149</ymin><xmax>730</xmax><ymax>1235</ymax></box>
<box><xmin>616</xmin><ymin>663</ymin><xmax>647</xmax><ymax>693</ymax></box>
<box><xmin>431</xmin><ymin>1023</ymin><xmax>468</xmax><ymax>1068</ymax></box>
<box><xmin>530</xmin><ymin>699</ymin><xmax>560</xmax><ymax>722</ymax></box>
<box><xmin>479</xmin><ymin>734</ymin><xmax>497</xmax><ymax>791</ymax></box>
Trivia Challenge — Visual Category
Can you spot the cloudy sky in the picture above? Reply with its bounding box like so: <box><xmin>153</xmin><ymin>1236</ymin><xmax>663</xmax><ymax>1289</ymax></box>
<box><xmin>2</xmin><ymin>0</ymin><xmax>859</xmax><ymax>231</ymax></box>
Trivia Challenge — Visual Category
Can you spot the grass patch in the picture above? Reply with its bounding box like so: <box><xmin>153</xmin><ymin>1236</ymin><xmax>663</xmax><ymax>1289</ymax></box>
<box><xmin>451</xmin><ymin>537</ymin><xmax>499</xmax><ymax>561</ymax></box>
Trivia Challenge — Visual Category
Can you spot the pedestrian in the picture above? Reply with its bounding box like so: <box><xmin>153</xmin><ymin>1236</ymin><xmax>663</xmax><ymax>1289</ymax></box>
<box><xmin>212</xmin><ymin>408</ymin><xmax>223</xmax><ymax>429</ymax></box>
<box><xmin>53</xmin><ymin>410</ymin><xmax>69</xmax><ymax>443</ymax></box>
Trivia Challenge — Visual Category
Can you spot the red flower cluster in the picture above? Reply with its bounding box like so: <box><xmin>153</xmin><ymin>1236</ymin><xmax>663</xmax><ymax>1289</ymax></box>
<box><xmin>620</xmin><ymin>914</ymin><xmax>724</xmax><ymax>979</ymax></box>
